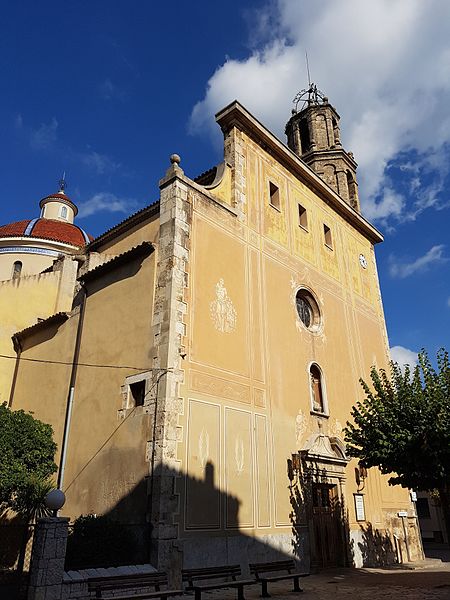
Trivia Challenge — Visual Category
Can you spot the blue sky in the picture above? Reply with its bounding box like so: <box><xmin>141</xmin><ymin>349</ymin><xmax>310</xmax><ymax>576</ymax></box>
<box><xmin>1</xmin><ymin>1</ymin><xmax>450</xmax><ymax>364</ymax></box>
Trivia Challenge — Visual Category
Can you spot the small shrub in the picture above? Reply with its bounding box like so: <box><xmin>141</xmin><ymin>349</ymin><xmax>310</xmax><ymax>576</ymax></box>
<box><xmin>65</xmin><ymin>514</ymin><xmax>137</xmax><ymax>570</ymax></box>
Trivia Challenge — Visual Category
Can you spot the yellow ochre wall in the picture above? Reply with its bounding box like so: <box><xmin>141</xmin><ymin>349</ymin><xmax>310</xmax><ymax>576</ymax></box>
<box><xmin>92</xmin><ymin>210</ymin><xmax>160</xmax><ymax>255</ymax></box>
<box><xmin>177</xmin><ymin>129</ymin><xmax>416</xmax><ymax>561</ymax></box>
<box><xmin>0</xmin><ymin>266</ymin><xmax>76</xmax><ymax>404</ymax></box>
<box><xmin>11</xmin><ymin>247</ymin><xmax>157</xmax><ymax>525</ymax></box>
<box><xmin>0</xmin><ymin>249</ymin><xmax>58</xmax><ymax>281</ymax></box>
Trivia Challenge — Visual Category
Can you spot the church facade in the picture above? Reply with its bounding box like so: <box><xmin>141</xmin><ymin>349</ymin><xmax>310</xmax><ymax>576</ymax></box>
<box><xmin>4</xmin><ymin>92</ymin><xmax>423</xmax><ymax>575</ymax></box>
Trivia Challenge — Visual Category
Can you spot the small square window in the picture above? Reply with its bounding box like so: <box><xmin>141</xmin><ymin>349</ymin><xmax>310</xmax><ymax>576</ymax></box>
<box><xmin>129</xmin><ymin>380</ymin><xmax>146</xmax><ymax>407</ymax></box>
<box><xmin>298</xmin><ymin>204</ymin><xmax>308</xmax><ymax>229</ymax></box>
<box><xmin>324</xmin><ymin>224</ymin><xmax>333</xmax><ymax>249</ymax></box>
<box><xmin>269</xmin><ymin>182</ymin><xmax>280</xmax><ymax>210</ymax></box>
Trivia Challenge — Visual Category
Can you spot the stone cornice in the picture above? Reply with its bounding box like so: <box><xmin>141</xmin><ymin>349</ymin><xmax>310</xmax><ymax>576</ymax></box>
<box><xmin>216</xmin><ymin>101</ymin><xmax>383</xmax><ymax>244</ymax></box>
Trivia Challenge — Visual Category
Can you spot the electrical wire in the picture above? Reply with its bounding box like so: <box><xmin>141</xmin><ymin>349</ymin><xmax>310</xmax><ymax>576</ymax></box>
<box><xmin>0</xmin><ymin>353</ymin><xmax>169</xmax><ymax>372</ymax></box>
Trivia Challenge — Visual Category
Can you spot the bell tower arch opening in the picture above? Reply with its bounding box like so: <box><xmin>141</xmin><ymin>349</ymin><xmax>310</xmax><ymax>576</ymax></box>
<box><xmin>285</xmin><ymin>83</ymin><xmax>360</xmax><ymax>212</ymax></box>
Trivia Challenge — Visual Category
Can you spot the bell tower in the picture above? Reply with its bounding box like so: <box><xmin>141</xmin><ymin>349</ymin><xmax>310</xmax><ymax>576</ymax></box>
<box><xmin>285</xmin><ymin>84</ymin><xmax>360</xmax><ymax>212</ymax></box>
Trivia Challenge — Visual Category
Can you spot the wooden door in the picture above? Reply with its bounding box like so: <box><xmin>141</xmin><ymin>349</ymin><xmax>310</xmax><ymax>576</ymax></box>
<box><xmin>311</xmin><ymin>483</ymin><xmax>344</xmax><ymax>568</ymax></box>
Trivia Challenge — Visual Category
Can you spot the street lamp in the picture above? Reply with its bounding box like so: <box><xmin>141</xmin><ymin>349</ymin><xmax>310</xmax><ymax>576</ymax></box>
<box><xmin>44</xmin><ymin>489</ymin><xmax>66</xmax><ymax>517</ymax></box>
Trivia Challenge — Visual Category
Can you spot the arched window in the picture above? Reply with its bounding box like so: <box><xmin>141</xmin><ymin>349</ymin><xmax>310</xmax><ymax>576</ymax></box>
<box><xmin>60</xmin><ymin>205</ymin><xmax>68</xmax><ymax>219</ymax></box>
<box><xmin>309</xmin><ymin>363</ymin><xmax>326</xmax><ymax>414</ymax></box>
<box><xmin>12</xmin><ymin>261</ymin><xmax>22</xmax><ymax>280</ymax></box>
<box><xmin>299</xmin><ymin>118</ymin><xmax>310</xmax><ymax>152</ymax></box>
<box><xmin>346</xmin><ymin>171</ymin><xmax>358</xmax><ymax>209</ymax></box>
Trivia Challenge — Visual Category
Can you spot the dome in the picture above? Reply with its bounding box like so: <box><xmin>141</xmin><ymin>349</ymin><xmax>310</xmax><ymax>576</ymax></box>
<box><xmin>0</xmin><ymin>218</ymin><xmax>92</xmax><ymax>247</ymax></box>
<box><xmin>39</xmin><ymin>191</ymin><xmax>78</xmax><ymax>216</ymax></box>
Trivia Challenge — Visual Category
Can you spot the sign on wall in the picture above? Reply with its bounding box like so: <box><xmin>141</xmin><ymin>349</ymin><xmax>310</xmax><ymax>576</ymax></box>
<box><xmin>354</xmin><ymin>493</ymin><xmax>365</xmax><ymax>521</ymax></box>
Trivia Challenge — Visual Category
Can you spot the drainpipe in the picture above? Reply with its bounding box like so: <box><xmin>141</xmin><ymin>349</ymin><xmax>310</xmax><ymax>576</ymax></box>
<box><xmin>9</xmin><ymin>335</ymin><xmax>22</xmax><ymax>408</ymax></box>
<box><xmin>57</xmin><ymin>282</ymin><xmax>87</xmax><ymax>491</ymax></box>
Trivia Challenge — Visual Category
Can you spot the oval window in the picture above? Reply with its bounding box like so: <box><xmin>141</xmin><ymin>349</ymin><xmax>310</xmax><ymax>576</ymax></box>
<box><xmin>295</xmin><ymin>288</ymin><xmax>321</xmax><ymax>331</ymax></box>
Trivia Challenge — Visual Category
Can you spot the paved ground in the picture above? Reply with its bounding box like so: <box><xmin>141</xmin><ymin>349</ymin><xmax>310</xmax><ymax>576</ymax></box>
<box><xmin>198</xmin><ymin>565</ymin><xmax>450</xmax><ymax>600</ymax></box>
<box><xmin>2</xmin><ymin>545</ymin><xmax>449</xmax><ymax>600</ymax></box>
<box><xmin>203</xmin><ymin>545</ymin><xmax>450</xmax><ymax>600</ymax></box>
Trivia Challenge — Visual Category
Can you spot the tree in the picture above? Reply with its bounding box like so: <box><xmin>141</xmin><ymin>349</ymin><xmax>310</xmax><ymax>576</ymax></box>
<box><xmin>0</xmin><ymin>404</ymin><xmax>57</xmax><ymax>513</ymax></box>
<box><xmin>344</xmin><ymin>348</ymin><xmax>450</xmax><ymax>543</ymax></box>
<box><xmin>0</xmin><ymin>404</ymin><xmax>57</xmax><ymax>573</ymax></box>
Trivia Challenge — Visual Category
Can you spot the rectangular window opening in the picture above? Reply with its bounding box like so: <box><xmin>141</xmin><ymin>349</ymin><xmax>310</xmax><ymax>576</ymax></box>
<box><xmin>324</xmin><ymin>224</ymin><xmax>333</xmax><ymax>249</ymax></box>
<box><xmin>298</xmin><ymin>204</ymin><xmax>308</xmax><ymax>229</ymax></box>
<box><xmin>269</xmin><ymin>181</ymin><xmax>280</xmax><ymax>210</ymax></box>
<box><xmin>129</xmin><ymin>380</ymin><xmax>146</xmax><ymax>407</ymax></box>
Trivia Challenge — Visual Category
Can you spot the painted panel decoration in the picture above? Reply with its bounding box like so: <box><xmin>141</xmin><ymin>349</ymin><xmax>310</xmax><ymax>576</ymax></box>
<box><xmin>210</xmin><ymin>278</ymin><xmax>237</xmax><ymax>333</ymax></box>
<box><xmin>186</xmin><ymin>399</ymin><xmax>221</xmax><ymax>530</ymax></box>
<box><xmin>225</xmin><ymin>408</ymin><xmax>254</xmax><ymax>528</ymax></box>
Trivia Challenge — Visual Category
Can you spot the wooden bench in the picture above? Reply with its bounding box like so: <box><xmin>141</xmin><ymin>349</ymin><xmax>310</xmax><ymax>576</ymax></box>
<box><xmin>249</xmin><ymin>560</ymin><xmax>309</xmax><ymax>597</ymax></box>
<box><xmin>182</xmin><ymin>564</ymin><xmax>256</xmax><ymax>600</ymax></box>
<box><xmin>87</xmin><ymin>571</ymin><xmax>184</xmax><ymax>599</ymax></box>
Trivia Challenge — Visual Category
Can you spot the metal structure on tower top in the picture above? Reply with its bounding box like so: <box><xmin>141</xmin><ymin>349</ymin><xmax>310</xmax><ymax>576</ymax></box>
<box><xmin>292</xmin><ymin>83</ymin><xmax>328</xmax><ymax>113</ymax></box>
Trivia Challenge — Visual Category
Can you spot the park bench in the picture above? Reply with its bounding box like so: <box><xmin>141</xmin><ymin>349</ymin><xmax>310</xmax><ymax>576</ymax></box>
<box><xmin>87</xmin><ymin>571</ymin><xmax>184</xmax><ymax>599</ymax></box>
<box><xmin>182</xmin><ymin>564</ymin><xmax>257</xmax><ymax>600</ymax></box>
<box><xmin>249</xmin><ymin>559</ymin><xmax>309</xmax><ymax>597</ymax></box>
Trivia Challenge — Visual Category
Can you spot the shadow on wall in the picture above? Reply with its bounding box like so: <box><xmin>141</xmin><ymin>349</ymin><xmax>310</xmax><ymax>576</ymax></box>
<box><xmin>288</xmin><ymin>456</ymin><xmax>353</xmax><ymax>570</ymax></box>
<box><xmin>287</xmin><ymin>456</ymin><xmax>414</xmax><ymax>569</ymax></box>
<box><xmin>64</xmin><ymin>459</ymin><xmax>310</xmax><ymax>574</ymax></box>
<box><xmin>357</xmin><ymin>523</ymin><xmax>397</xmax><ymax>567</ymax></box>
<box><xmin>63</xmin><ymin>453</ymin><xmax>409</xmax><ymax>574</ymax></box>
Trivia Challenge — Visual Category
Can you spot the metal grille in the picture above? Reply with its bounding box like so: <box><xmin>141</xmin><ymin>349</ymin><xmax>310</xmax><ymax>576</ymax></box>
<box><xmin>296</xmin><ymin>295</ymin><xmax>312</xmax><ymax>328</ymax></box>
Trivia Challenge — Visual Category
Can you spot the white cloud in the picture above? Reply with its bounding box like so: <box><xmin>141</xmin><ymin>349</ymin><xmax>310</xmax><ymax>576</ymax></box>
<box><xmin>77</xmin><ymin>192</ymin><xmax>136</xmax><ymax>218</ymax></box>
<box><xmin>30</xmin><ymin>117</ymin><xmax>58</xmax><ymax>150</ymax></box>
<box><xmin>389</xmin><ymin>245</ymin><xmax>448</xmax><ymax>278</ymax></box>
<box><xmin>190</xmin><ymin>0</ymin><xmax>450</xmax><ymax>222</ymax></box>
<box><xmin>364</xmin><ymin>187</ymin><xmax>405</xmax><ymax>223</ymax></box>
<box><xmin>390</xmin><ymin>345</ymin><xmax>418</xmax><ymax>370</ymax></box>
<box><xmin>98</xmin><ymin>78</ymin><xmax>126</xmax><ymax>101</ymax></box>
<box><xmin>81</xmin><ymin>151</ymin><xmax>121</xmax><ymax>175</ymax></box>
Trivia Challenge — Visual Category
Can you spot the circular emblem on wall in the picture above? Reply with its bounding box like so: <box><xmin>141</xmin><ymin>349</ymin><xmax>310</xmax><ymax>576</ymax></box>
<box><xmin>359</xmin><ymin>254</ymin><xmax>367</xmax><ymax>269</ymax></box>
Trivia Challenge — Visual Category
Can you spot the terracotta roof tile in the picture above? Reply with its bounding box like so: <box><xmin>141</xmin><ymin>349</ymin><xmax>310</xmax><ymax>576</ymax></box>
<box><xmin>0</xmin><ymin>219</ymin><xmax>92</xmax><ymax>247</ymax></box>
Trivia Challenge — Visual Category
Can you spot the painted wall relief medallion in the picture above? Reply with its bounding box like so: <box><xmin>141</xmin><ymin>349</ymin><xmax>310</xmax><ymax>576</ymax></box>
<box><xmin>210</xmin><ymin>278</ymin><xmax>237</xmax><ymax>333</ymax></box>
<box><xmin>198</xmin><ymin>427</ymin><xmax>210</xmax><ymax>468</ymax></box>
<box><xmin>329</xmin><ymin>418</ymin><xmax>343</xmax><ymax>437</ymax></box>
<box><xmin>235</xmin><ymin>437</ymin><xmax>245</xmax><ymax>475</ymax></box>
<box><xmin>295</xmin><ymin>409</ymin><xmax>307</xmax><ymax>445</ymax></box>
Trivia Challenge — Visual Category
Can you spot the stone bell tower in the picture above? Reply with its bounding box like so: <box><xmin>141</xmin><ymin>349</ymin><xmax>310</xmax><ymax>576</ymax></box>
<box><xmin>285</xmin><ymin>84</ymin><xmax>360</xmax><ymax>212</ymax></box>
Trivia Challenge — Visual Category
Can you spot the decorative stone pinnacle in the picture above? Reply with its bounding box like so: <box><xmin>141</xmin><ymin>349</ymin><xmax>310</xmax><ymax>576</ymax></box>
<box><xmin>160</xmin><ymin>153</ymin><xmax>184</xmax><ymax>184</ymax></box>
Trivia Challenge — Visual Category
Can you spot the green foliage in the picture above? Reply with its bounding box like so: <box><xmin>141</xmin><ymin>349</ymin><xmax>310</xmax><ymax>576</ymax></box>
<box><xmin>65</xmin><ymin>514</ymin><xmax>137</xmax><ymax>569</ymax></box>
<box><xmin>0</xmin><ymin>403</ymin><xmax>57</xmax><ymax>517</ymax></box>
<box><xmin>344</xmin><ymin>348</ymin><xmax>450</xmax><ymax>491</ymax></box>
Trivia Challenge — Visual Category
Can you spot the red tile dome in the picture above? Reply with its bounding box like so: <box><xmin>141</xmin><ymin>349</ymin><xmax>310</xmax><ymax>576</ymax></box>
<box><xmin>0</xmin><ymin>218</ymin><xmax>92</xmax><ymax>247</ymax></box>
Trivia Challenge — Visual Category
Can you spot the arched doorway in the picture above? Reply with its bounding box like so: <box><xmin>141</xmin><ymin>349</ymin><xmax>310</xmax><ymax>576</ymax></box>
<box><xmin>300</xmin><ymin>434</ymin><xmax>350</xmax><ymax>568</ymax></box>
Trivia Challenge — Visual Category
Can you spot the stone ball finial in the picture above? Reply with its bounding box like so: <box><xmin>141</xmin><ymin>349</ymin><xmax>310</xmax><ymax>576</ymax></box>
<box><xmin>322</xmin><ymin>96</ymin><xmax>328</xmax><ymax>104</ymax></box>
<box><xmin>170</xmin><ymin>154</ymin><xmax>181</xmax><ymax>165</ymax></box>
<box><xmin>45</xmin><ymin>488</ymin><xmax>66</xmax><ymax>511</ymax></box>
